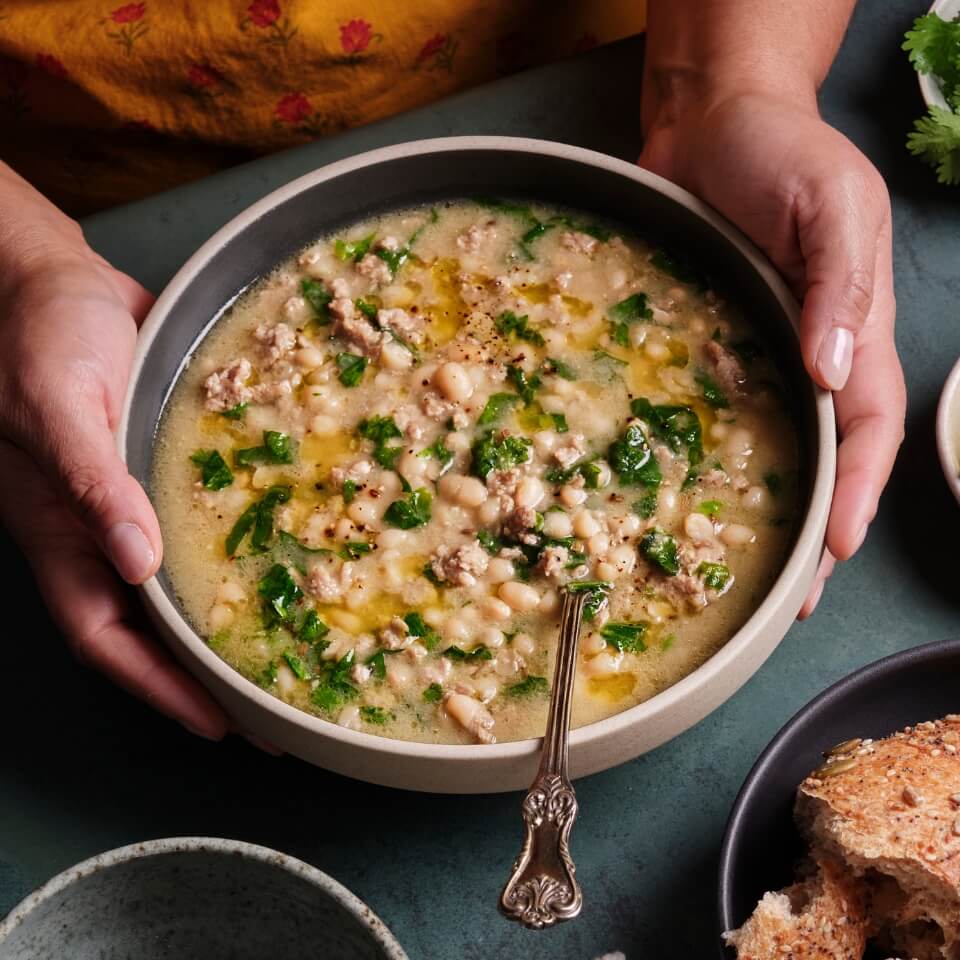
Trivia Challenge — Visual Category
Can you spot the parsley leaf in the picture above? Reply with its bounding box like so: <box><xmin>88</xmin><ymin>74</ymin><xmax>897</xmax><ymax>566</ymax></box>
<box><xmin>355</xmin><ymin>297</ymin><xmax>378</xmax><ymax>320</ymax></box>
<box><xmin>310</xmin><ymin>651</ymin><xmax>358</xmax><ymax>713</ymax></box>
<box><xmin>640</xmin><ymin>530</ymin><xmax>680</xmax><ymax>576</ymax></box>
<box><xmin>506</xmin><ymin>675</ymin><xmax>549</xmax><ymax>697</ymax></box>
<box><xmin>257</xmin><ymin>563</ymin><xmax>302</xmax><ymax>628</ymax></box>
<box><xmin>418</xmin><ymin>436</ymin><xmax>454</xmax><ymax>470</ymax></box>
<box><xmin>698</xmin><ymin>561</ymin><xmax>731</xmax><ymax>591</ymax></box>
<box><xmin>301</xmin><ymin>278</ymin><xmax>333</xmax><ymax>323</ymax></box>
<box><xmin>220</xmin><ymin>402</ymin><xmax>248</xmax><ymax>421</ymax></box>
<box><xmin>190</xmin><ymin>449</ymin><xmax>234</xmax><ymax>490</ymax></box>
<box><xmin>478</xmin><ymin>392</ymin><xmax>519</xmax><ymax>426</ymax></box>
<box><xmin>470</xmin><ymin>431</ymin><xmax>532</xmax><ymax>478</ymax></box>
<box><xmin>506</xmin><ymin>364</ymin><xmax>542</xmax><ymax>405</ymax></box>
<box><xmin>299</xmin><ymin>609</ymin><xmax>330</xmax><ymax>645</ymax></box>
<box><xmin>360</xmin><ymin>705</ymin><xmax>392</xmax><ymax>725</ymax></box>
<box><xmin>442</xmin><ymin>645</ymin><xmax>493</xmax><ymax>662</ymax></box>
<box><xmin>608</xmin><ymin>422</ymin><xmax>661</xmax><ymax>488</ymax></box>
<box><xmin>631</xmin><ymin>398</ymin><xmax>703</xmax><ymax>466</ymax></box>
<box><xmin>334</xmin><ymin>232</ymin><xmax>376</xmax><ymax>262</ymax></box>
<box><xmin>632</xmin><ymin>491</ymin><xmax>658</xmax><ymax>519</ymax></box>
<box><xmin>542</xmin><ymin>356</ymin><xmax>577</xmax><ymax>380</ymax></box>
<box><xmin>608</xmin><ymin>293</ymin><xmax>653</xmax><ymax>347</ymax></box>
<box><xmin>496</xmin><ymin>310</ymin><xmax>546</xmax><ymax>347</ymax></box>
<box><xmin>477</xmin><ymin>530</ymin><xmax>505</xmax><ymax>555</ymax></box>
<box><xmin>342</xmin><ymin>479</ymin><xmax>357</xmax><ymax>504</ymax></box>
<box><xmin>565</xmin><ymin>579</ymin><xmax>613</xmax><ymax>622</ymax></box>
<box><xmin>904</xmin><ymin>13</ymin><xmax>960</xmax><ymax>101</ymax></box>
<box><xmin>403</xmin><ymin>612</ymin><xmax>440</xmax><ymax>651</ymax></box>
<box><xmin>225</xmin><ymin>485</ymin><xmax>291</xmax><ymax>556</ymax></box>
<box><xmin>697</xmin><ymin>499</ymin><xmax>723</xmax><ymax>517</ymax></box>
<box><xmin>384</xmin><ymin>487</ymin><xmax>432</xmax><ymax>529</ymax></box>
<box><xmin>600</xmin><ymin>621</ymin><xmax>648</xmax><ymax>653</ymax></box>
<box><xmin>359</xmin><ymin>415</ymin><xmax>404</xmax><ymax>468</ymax></box>
<box><xmin>422</xmin><ymin>682</ymin><xmax>443</xmax><ymax>703</ymax></box>
<box><xmin>235</xmin><ymin>430</ymin><xmax>296</xmax><ymax>467</ymax></box>
<box><xmin>336</xmin><ymin>352</ymin><xmax>368</xmax><ymax>387</ymax></box>
<box><xmin>694</xmin><ymin>371</ymin><xmax>730</xmax><ymax>409</ymax></box>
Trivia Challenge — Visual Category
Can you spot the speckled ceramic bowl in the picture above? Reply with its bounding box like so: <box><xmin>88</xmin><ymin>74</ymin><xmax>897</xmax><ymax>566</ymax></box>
<box><xmin>0</xmin><ymin>838</ymin><xmax>407</xmax><ymax>960</ymax></box>
<box><xmin>919</xmin><ymin>0</ymin><xmax>960</xmax><ymax>109</ymax></box>
<box><xmin>120</xmin><ymin>136</ymin><xmax>836</xmax><ymax>793</ymax></box>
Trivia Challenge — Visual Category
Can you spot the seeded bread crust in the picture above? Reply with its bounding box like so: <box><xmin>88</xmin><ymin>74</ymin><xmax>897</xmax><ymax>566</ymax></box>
<box><xmin>723</xmin><ymin>855</ymin><xmax>868</xmax><ymax>960</ymax></box>
<box><xmin>797</xmin><ymin>716</ymin><xmax>960</xmax><ymax>958</ymax></box>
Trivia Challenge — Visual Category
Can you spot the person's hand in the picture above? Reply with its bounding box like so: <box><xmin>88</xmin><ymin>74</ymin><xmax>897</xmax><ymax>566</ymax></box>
<box><xmin>0</xmin><ymin>166</ymin><xmax>229</xmax><ymax>738</ymax></box>
<box><xmin>640</xmin><ymin>91</ymin><xmax>905</xmax><ymax>615</ymax></box>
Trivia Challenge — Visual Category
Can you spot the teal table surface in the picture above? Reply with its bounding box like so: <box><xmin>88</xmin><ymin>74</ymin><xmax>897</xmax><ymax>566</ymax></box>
<box><xmin>3</xmin><ymin>2</ymin><xmax>959</xmax><ymax>957</ymax></box>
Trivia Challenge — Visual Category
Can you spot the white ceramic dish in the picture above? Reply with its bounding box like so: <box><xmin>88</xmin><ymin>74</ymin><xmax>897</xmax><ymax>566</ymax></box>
<box><xmin>918</xmin><ymin>0</ymin><xmax>960</xmax><ymax>109</ymax></box>
<box><xmin>937</xmin><ymin>354</ymin><xmax>960</xmax><ymax>506</ymax></box>
<box><xmin>119</xmin><ymin>136</ymin><xmax>836</xmax><ymax>793</ymax></box>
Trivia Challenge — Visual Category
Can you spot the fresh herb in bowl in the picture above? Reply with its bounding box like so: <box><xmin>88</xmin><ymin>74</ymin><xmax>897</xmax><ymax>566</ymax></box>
<box><xmin>904</xmin><ymin>12</ymin><xmax>960</xmax><ymax>185</ymax></box>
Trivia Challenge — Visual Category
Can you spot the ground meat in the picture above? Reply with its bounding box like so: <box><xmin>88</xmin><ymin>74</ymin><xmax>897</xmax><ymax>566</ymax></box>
<box><xmin>394</xmin><ymin>404</ymin><xmax>426</xmax><ymax>441</ymax></box>
<box><xmin>331</xmin><ymin>277</ymin><xmax>351</xmax><ymax>298</ymax></box>
<box><xmin>703</xmin><ymin>339</ymin><xmax>746</xmax><ymax>396</ymax></box>
<box><xmin>553</xmin><ymin>433</ymin><xmax>586</xmax><ymax>469</ymax></box>
<box><xmin>656</xmin><ymin>539</ymin><xmax>730</xmax><ymax>610</ymax></box>
<box><xmin>421</xmin><ymin>391</ymin><xmax>469</xmax><ymax>428</ymax></box>
<box><xmin>283</xmin><ymin>296</ymin><xmax>307</xmax><ymax>319</ymax></box>
<box><xmin>351</xmin><ymin>663</ymin><xmax>372</xmax><ymax>685</ymax></box>
<box><xmin>330</xmin><ymin>459</ymin><xmax>374</xmax><ymax>490</ymax></box>
<box><xmin>305</xmin><ymin>560</ymin><xmax>354</xmax><ymax>602</ymax></box>
<box><xmin>560</xmin><ymin>230</ymin><xmax>598</xmax><ymax>256</ymax></box>
<box><xmin>377</xmin><ymin>307</ymin><xmax>425</xmax><ymax>345</ymax></box>
<box><xmin>699</xmin><ymin>468</ymin><xmax>729</xmax><ymax>489</ymax></box>
<box><xmin>331</xmin><ymin>296</ymin><xmax>384</xmax><ymax>359</ymax></box>
<box><xmin>456</xmin><ymin>221</ymin><xmax>497</xmax><ymax>253</ymax></box>
<box><xmin>248</xmin><ymin>379</ymin><xmax>296</xmax><ymax>405</ymax></box>
<box><xmin>539</xmin><ymin>544</ymin><xmax>569</xmax><ymax>579</ymax></box>
<box><xmin>401</xmin><ymin>579</ymin><xmax>434</xmax><ymax>606</ymax></box>
<box><xmin>504</xmin><ymin>506</ymin><xmax>539</xmax><ymax>545</ymax></box>
<box><xmin>486</xmin><ymin>468</ymin><xmax>522</xmax><ymax>498</ymax></box>
<box><xmin>356</xmin><ymin>252</ymin><xmax>392</xmax><ymax>286</ymax></box>
<box><xmin>203</xmin><ymin>358</ymin><xmax>252</xmax><ymax>412</ymax></box>
<box><xmin>379</xmin><ymin>616</ymin><xmax>412</xmax><ymax>651</ymax></box>
<box><xmin>429</xmin><ymin>540</ymin><xmax>490</xmax><ymax>587</ymax></box>
<box><xmin>253</xmin><ymin>322</ymin><xmax>296</xmax><ymax>368</ymax></box>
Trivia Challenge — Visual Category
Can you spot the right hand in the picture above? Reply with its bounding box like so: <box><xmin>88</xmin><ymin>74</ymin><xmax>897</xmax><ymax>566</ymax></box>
<box><xmin>0</xmin><ymin>166</ymin><xmax>228</xmax><ymax>739</ymax></box>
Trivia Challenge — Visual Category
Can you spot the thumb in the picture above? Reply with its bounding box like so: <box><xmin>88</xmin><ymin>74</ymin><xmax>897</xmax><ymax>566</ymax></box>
<box><xmin>33</xmin><ymin>398</ymin><xmax>162</xmax><ymax>585</ymax></box>
<box><xmin>796</xmin><ymin>173</ymin><xmax>889</xmax><ymax>392</ymax></box>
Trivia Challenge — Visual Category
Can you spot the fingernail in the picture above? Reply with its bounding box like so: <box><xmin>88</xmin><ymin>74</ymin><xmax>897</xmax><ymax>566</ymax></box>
<box><xmin>852</xmin><ymin>523</ymin><xmax>869</xmax><ymax>555</ymax></box>
<box><xmin>817</xmin><ymin>327</ymin><xmax>854</xmax><ymax>391</ymax></box>
<box><xmin>105</xmin><ymin>522</ymin><xmax>155</xmax><ymax>584</ymax></box>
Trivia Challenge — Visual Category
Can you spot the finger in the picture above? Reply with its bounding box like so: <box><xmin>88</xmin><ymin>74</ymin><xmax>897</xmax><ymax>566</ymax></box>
<box><xmin>796</xmin><ymin>172</ymin><xmax>890</xmax><ymax>391</ymax></box>
<box><xmin>0</xmin><ymin>462</ymin><xmax>228</xmax><ymax>740</ymax></box>
<box><xmin>798</xmin><ymin>549</ymin><xmax>836</xmax><ymax>620</ymax></box>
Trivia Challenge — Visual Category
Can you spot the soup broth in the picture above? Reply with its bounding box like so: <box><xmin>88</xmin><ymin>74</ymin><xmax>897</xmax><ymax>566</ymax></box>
<box><xmin>152</xmin><ymin>200</ymin><xmax>799</xmax><ymax>745</ymax></box>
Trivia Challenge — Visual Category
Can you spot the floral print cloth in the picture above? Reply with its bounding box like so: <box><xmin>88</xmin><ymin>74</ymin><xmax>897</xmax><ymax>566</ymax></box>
<box><xmin>0</xmin><ymin>0</ymin><xmax>646</xmax><ymax>214</ymax></box>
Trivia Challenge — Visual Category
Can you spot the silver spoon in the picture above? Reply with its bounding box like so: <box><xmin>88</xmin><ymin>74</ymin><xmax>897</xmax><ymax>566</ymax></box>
<box><xmin>499</xmin><ymin>583</ymin><xmax>604</xmax><ymax>929</ymax></box>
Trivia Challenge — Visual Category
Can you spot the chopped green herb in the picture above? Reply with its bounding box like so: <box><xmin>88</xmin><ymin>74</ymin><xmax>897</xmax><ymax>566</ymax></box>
<box><xmin>338</xmin><ymin>541</ymin><xmax>372</xmax><ymax>561</ymax></box>
<box><xmin>506</xmin><ymin>364</ymin><xmax>542</xmax><ymax>405</ymax></box>
<box><xmin>258</xmin><ymin>660</ymin><xmax>278</xmax><ymax>688</ymax></box>
<box><xmin>384</xmin><ymin>487</ymin><xmax>432</xmax><ymax>529</ymax></box>
<box><xmin>310</xmin><ymin>651</ymin><xmax>358</xmax><ymax>712</ymax></box>
<box><xmin>506</xmin><ymin>675</ymin><xmax>549</xmax><ymax>697</ymax></box>
<box><xmin>190</xmin><ymin>449</ymin><xmax>234</xmax><ymax>491</ymax></box>
<box><xmin>422</xmin><ymin>683</ymin><xmax>443</xmax><ymax>703</ymax></box>
<box><xmin>640</xmin><ymin>530</ymin><xmax>680</xmax><ymax>576</ymax></box>
<box><xmin>697</xmin><ymin>561</ymin><xmax>731</xmax><ymax>591</ymax></box>
<box><xmin>608</xmin><ymin>293</ymin><xmax>653</xmax><ymax>347</ymax></box>
<box><xmin>496</xmin><ymin>310</ymin><xmax>546</xmax><ymax>347</ymax></box>
<box><xmin>220</xmin><ymin>402</ymin><xmax>248</xmax><ymax>421</ymax></box>
<box><xmin>421</xmin><ymin>562</ymin><xmax>443</xmax><ymax>586</ymax></box>
<box><xmin>283</xmin><ymin>650</ymin><xmax>312</xmax><ymax>680</ymax></box>
<box><xmin>403</xmin><ymin>612</ymin><xmax>440</xmax><ymax>651</ymax></box>
<box><xmin>600</xmin><ymin>621</ymin><xmax>648</xmax><ymax>653</ymax></box>
<box><xmin>542</xmin><ymin>356</ymin><xmax>578</xmax><ymax>380</ymax></box>
<box><xmin>235</xmin><ymin>430</ymin><xmax>296</xmax><ymax>467</ymax></box>
<box><xmin>225</xmin><ymin>485</ymin><xmax>292</xmax><ymax>555</ymax></box>
<box><xmin>694</xmin><ymin>371</ymin><xmax>729</xmax><ymax>409</ymax></box>
<box><xmin>418</xmin><ymin>436</ymin><xmax>454</xmax><ymax>470</ymax></box>
<box><xmin>477</xmin><ymin>392</ymin><xmax>519</xmax><ymax>426</ymax></box>
<box><xmin>660</xmin><ymin>633</ymin><xmax>676</xmax><ymax>652</ymax></box>
<box><xmin>355</xmin><ymin>297</ymin><xmax>378</xmax><ymax>320</ymax></box>
<box><xmin>360</xmin><ymin>705</ymin><xmax>391</xmax><ymax>725</ymax></box>
<box><xmin>442</xmin><ymin>645</ymin><xmax>493</xmax><ymax>662</ymax></box>
<box><xmin>301</xmin><ymin>278</ymin><xmax>333</xmax><ymax>323</ymax></box>
<box><xmin>470</xmin><ymin>431</ymin><xmax>532</xmax><ymax>478</ymax></box>
<box><xmin>299</xmin><ymin>609</ymin><xmax>329</xmax><ymax>645</ymax></box>
<box><xmin>336</xmin><ymin>352</ymin><xmax>368</xmax><ymax>387</ymax></box>
<box><xmin>630</xmin><ymin>398</ymin><xmax>703</xmax><ymax>467</ymax></box>
<box><xmin>274</xmin><ymin>529</ymin><xmax>332</xmax><ymax>575</ymax></box>
<box><xmin>334</xmin><ymin>232</ymin><xmax>375</xmax><ymax>262</ymax></box>
<box><xmin>608</xmin><ymin>422</ymin><xmax>661</xmax><ymax>488</ymax></box>
<box><xmin>580</xmin><ymin>460</ymin><xmax>606</xmax><ymax>489</ymax></box>
<box><xmin>358</xmin><ymin>415</ymin><xmax>404</xmax><ymax>468</ymax></box>
<box><xmin>342</xmin><ymin>479</ymin><xmax>357</xmax><ymax>504</ymax></box>
<box><xmin>650</xmin><ymin>249</ymin><xmax>702</xmax><ymax>286</ymax></box>
<box><xmin>257</xmin><ymin>563</ymin><xmax>303</xmax><ymax>628</ymax></box>
<box><xmin>763</xmin><ymin>472</ymin><xmax>782</xmax><ymax>496</ymax></box>
<box><xmin>697</xmin><ymin>500</ymin><xmax>723</xmax><ymax>517</ymax></box>
<box><xmin>477</xmin><ymin>530</ymin><xmax>505</xmax><ymax>555</ymax></box>
<box><xmin>366</xmin><ymin>650</ymin><xmax>388</xmax><ymax>681</ymax></box>
<box><xmin>632</xmin><ymin>491</ymin><xmax>658</xmax><ymax>519</ymax></box>
<box><xmin>550</xmin><ymin>413</ymin><xmax>569</xmax><ymax>434</ymax></box>
<box><xmin>565</xmin><ymin>579</ymin><xmax>613</xmax><ymax>622</ymax></box>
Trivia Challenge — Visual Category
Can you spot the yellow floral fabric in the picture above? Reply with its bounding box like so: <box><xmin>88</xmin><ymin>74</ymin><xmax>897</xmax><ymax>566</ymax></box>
<box><xmin>0</xmin><ymin>1</ymin><xmax>646</xmax><ymax>214</ymax></box>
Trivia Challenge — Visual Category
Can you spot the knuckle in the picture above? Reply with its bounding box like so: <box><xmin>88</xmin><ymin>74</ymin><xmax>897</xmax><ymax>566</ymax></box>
<box><xmin>840</xmin><ymin>267</ymin><xmax>874</xmax><ymax>326</ymax></box>
<box><xmin>60</xmin><ymin>461</ymin><xmax>115</xmax><ymax>526</ymax></box>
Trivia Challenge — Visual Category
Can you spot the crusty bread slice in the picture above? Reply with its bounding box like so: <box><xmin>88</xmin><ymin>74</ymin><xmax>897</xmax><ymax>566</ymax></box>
<box><xmin>723</xmin><ymin>855</ymin><xmax>868</xmax><ymax>959</ymax></box>
<box><xmin>797</xmin><ymin>716</ymin><xmax>960</xmax><ymax>959</ymax></box>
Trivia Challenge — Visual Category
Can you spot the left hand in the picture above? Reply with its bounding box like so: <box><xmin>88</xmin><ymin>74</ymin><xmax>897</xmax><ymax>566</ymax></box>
<box><xmin>639</xmin><ymin>91</ymin><xmax>905</xmax><ymax>615</ymax></box>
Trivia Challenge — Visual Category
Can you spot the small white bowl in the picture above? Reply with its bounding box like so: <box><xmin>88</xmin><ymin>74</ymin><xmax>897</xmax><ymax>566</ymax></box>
<box><xmin>937</xmin><ymin>355</ymin><xmax>960</xmax><ymax>505</ymax></box>
<box><xmin>918</xmin><ymin>0</ymin><xmax>960</xmax><ymax>109</ymax></box>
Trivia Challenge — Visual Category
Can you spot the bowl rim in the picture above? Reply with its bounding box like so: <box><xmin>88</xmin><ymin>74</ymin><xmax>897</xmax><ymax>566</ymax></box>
<box><xmin>918</xmin><ymin>0</ymin><xmax>959</xmax><ymax>109</ymax></box>
<box><xmin>0</xmin><ymin>836</ymin><xmax>408</xmax><ymax>958</ymax></box>
<box><xmin>716</xmin><ymin>636</ymin><xmax>960</xmax><ymax>945</ymax></box>
<box><xmin>936</xmin><ymin>352</ymin><xmax>960</xmax><ymax>507</ymax></box>
<box><xmin>119</xmin><ymin>134</ymin><xmax>835</xmax><ymax>765</ymax></box>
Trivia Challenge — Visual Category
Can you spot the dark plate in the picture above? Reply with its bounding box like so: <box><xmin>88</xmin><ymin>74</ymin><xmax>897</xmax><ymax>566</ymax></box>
<box><xmin>717</xmin><ymin>638</ymin><xmax>960</xmax><ymax>958</ymax></box>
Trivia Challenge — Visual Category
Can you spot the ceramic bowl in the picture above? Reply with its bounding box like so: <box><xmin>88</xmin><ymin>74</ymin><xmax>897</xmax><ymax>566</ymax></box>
<box><xmin>717</xmin><ymin>639</ymin><xmax>960</xmax><ymax>958</ymax></box>
<box><xmin>919</xmin><ymin>0</ymin><xmax>960</xmax><ymax>109</ymax></box>
<box><xmin>0</xmin><ymin>837</ymin><xmax>407</xmax><ymax>959</ymax></box>
<box><xmin>119</xmin><ymin>135</ymin><xmax>836</xmax><ymax>793</ymax></box>
<box><xmin>937</xmin><ymin>354</ymin><xmax>960</xmax><ymax>506</ymax></box>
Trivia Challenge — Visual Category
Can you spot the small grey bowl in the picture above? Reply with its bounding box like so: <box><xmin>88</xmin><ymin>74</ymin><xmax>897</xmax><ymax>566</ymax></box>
<box><xmin>0</xmin><ymin>837</ymin><xmax>407</xmax><ymax>960</ymax></box>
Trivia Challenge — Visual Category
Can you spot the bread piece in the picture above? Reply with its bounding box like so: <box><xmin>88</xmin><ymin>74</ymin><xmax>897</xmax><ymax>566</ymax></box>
<box><xmin>797</xmin><ymin>716</ymin><xmax>960</xmax><ymax>959</ymax></box>
<box><xmin>723</xmin><ymin>855</ymin><xmax>868</xmax><ymax>959</ymax></box>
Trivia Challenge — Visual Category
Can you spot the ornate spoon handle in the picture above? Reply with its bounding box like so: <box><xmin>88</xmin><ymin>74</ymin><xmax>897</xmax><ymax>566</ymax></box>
<box><xmin>499</xmin><ymin>588</ymin><xmax>587</xmax><ymax>929</ymax></box>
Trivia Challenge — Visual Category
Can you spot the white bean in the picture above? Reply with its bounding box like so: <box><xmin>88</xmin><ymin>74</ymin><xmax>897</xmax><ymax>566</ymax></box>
<box><xmin>645</xmin><ymin>340</ymin><xmax>670</xmax><ymax>362</ymax></box>
<box><xmin>276</xmin><ymin>663</ymin><xmax>297</xmax><ymax>694</ymax></box>
<box><xmin>486</xmin><ymin>557</ymin><xmax>515</xmax><ymax>584</ymax></box>
<box><xmin>433</xmin><ymin>362</ymin><xmax>474</xmax><ymax>403</ymax></box>
<box><xmin>477</xmin><ymin>498</ymin><xmax>502</xmax><ymax>526</ymax></box>
<box><xmin>438</xmin><ymin>473</ymin><xmax>487</xmax><ymax>508</ymax></box>
<box><xmin>334</xmin><ymin>517</ymin><xmax>359</xmax><ymax>541</ymax></box>
<box><xmin>381</xmin><ymin>340</ymin><xmax>413</xmax><ymax>370</ymax></box>
<box><xmin>515</xmin><ymin>476</ymin><xmax>545</xmax><ymax>509</ymax></box>
<box><xmin>348</xmin><ymin>497</ymin><xmax>383</xmax><ymax>528</ymax></box>
<box><xmin>596</xmin><ymin>561</ymin><xmax>617</xmax><ymax>581</ymax></box>
<box><xmin>376</xmin><ymin>528</ymin><xmax>407</xmax><ymax>549</ymax></box>
<box><xmin>538</xmin><ymin>589</ymin><xmax>559</xmax><ymax>614</ymax></box>
<box><xmin>443</xmin><ymin>616</ymin><xmax>472</xmax><ymax>642</ymax></box>
<box><xmin>479</xmin><ymin>596</ymin><xmax>512</xmax><ymax>621</ymax></box>
<box><xmin>573</xmin><ymin>510</ymin><xmax>600</xmax><ymax>539</ymax></box>
<box><xmin>513</xmin><ymin>633</ymin><xmax>536</xmax><ymax>657</ymax></box>
<box><xmin>543</xmin><ymin>510</ymin><xmax>572</xmax><ymax>538</ymax></box>
<box><xmin>310</xmin><ymin>414</ymin><xmax>339</xmax><ymax>437</ymax></box>
<box><xmin>208</xmin><ymin>603</ymin><xmax>234</xmax><ymax>632</ymax></box>
<box><xmin>337</xmin><ymin>705</ymin><xmax>362</xmax><ymax>731</ymax></box>
<box><xmin>727</xmin><ymin>428</ymin><xmax>754</xmax><ymax>456</ymax></box>
<box><xmin>397</xmin><ymin>451</ymin><xmax>428</xmax><ymax>487</ymax></box>
<box><xmin>216</xmin><ymin>580</ymin><xmax>246</xmax><ymax>605</ymax></box>
<box><xmin>386</xmin><ymin>656</ymin><xmax>415</xmax><ymax>690</ymax></box>
<box><xmin>684</xmin><ymin>512</ymin><xmax>716</xmax><ymax>545</ymax></box>
<box><xmin>582</xmin><ymin>650</ymin><xmax>624</xmax><ymax>677</ymax></box>
<box><xmin>327</xmin><ymin>610</ymin><xmax>362</xmax><ymax>631</ymax></box>
<box><xmin>294</xmin><ymin>346</ymin><xmax>324</xmax><ymax>371</ymax></box>
<box><xmin>610</xmin><ymin>543</ymin><xmax>636</xmax><ymax>575</ymax></box>
<box><xmin>587</xmin><ymin>532</ymin><xmax>610</xmax><ymax>557</ymax></box>
<box><xmin>560</xmin><ymin>484</ymin><xmax>588</xmax><ymax>507</ymax></box>
<box><xmin>741</xmin><ymin>485</ymin><xmax>767</xmax><ymax>509</ymax></box>
<box><xmin>479</xmin><ymin>627</ymin><xmax>505</xmax><ymax>649</ymax></box>
<box><xmin>581</xmin><ymin>632</ymin><xmax>607</xmax><ymax>656</ymax></box>
<box><xmin>474</xmin><ymin>676</ymin><xmax>500</xmax><ymax>703</ymax></box>
<box><xmin>498</xmin><ymin>581</ymin><xmax>540</xmax><ymax>612</ymax></box>
<box><xmin>721</xmin><ymin>523</ymin><xmax>756</xmax><ymax>547</ymax></box>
